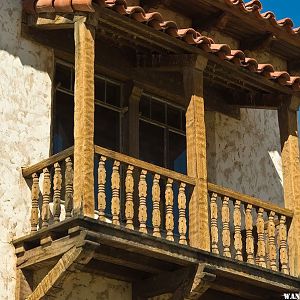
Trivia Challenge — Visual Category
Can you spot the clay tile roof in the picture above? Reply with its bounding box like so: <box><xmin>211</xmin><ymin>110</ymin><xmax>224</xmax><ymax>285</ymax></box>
<box><xmin>22</xmin><ymin>0</ymin><xmax>300</xmax><ymax>90</ymax></box>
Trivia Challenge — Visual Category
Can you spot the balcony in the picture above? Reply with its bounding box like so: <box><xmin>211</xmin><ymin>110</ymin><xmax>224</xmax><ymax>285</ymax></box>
<box><xmin>13</xmin><ymin>146</ymin><xmax>300</xmax><ymax>299</ymax></box>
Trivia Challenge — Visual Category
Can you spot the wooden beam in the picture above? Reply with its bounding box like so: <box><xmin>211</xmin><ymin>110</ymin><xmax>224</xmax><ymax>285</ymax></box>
<box><xmin>193</xmin><ymin>11</ymin><xmax>230</xmax><ymax>32</ymax></box>
<box><xmin>184</xmin><ymin>55</ymin><xmax>210</xmax><ymax>251</ymax></box>
<box><xmin>26</xmin><ymin>247</ymin><xmax>83</xmax><ymax>300</ymax></box>
<box><xmin>240</xmin><ymin>33</ymin><xmax>276</xmax><ymax>52</ymax></box>
<box><xmin>278</xmin><ymin>95</ymin><xmax>300</xmax><ymax>277</ymax></box>
<box><xmin>73</xmin><ymin>18</ymin><xmax>95</xmax><ymax>217</ymax></box>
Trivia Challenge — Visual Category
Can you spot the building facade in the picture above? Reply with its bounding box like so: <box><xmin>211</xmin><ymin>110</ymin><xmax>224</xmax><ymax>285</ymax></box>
<box><xmin>0</xmin><ymin>0</ymin><xmax>300</xmax><ymax>299</ymax></box>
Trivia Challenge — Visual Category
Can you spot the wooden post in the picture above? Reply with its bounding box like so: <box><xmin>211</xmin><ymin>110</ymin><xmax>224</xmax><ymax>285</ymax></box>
<box><xmin>185</xmin><ymin>55</ymin><xmax>210</xmax><ymax>251</ymax></box>
<box><xmin>73</xmin><ymin>18</ymin><xmax>95</xmax><ymax>217</ymax></box>
<box><xmin>278</xmin><ymin>95</ymin><xmax>300</xmax><ymax>277</ymax></box>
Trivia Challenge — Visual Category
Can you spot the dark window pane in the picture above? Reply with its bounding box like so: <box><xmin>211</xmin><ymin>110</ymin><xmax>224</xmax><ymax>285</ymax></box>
<box><xmin>94</xmin><ymin>105</ymin><xmax>120</xmax><ymax>151</ymax></box>
<box><xmin>55</xmin><ymin>64</ymin><xmax>72</xmax><ymax>90</ymax></box>
<box><xmin>53</xmin><ymin>91</ymin><xmax>74</xmax><ymax>154</ymax></box>
<box><xmin>169</xmin><ymin>132</ymin><xmax>186</xmax><ymax>174</ymax></box>
<box><xmin>140</xmin><ymin>95</ymin><xmax>151</xmax><ymax>118</ymax></box>
<box><xmin>139</xmin><ymin>120</ymin><xmax>164</xmax><ymax>167</ymax></box>
<box><xmin>182</xmin><ymin>113</ymin><xmax>186</xmax><ymax>132</ymax></box>
<box><xmin>167</xmin><ymin>106</ymin><xmax>181</xmax><ymax>129</ymax></box>
<box><xmin>151</xmin><ymin>99</ymin><xmax>165</xmax><ymax>123</ymax></box>
<box><xmin>95</xmin><ymin>77</ymin><xmax>105</xmax><ymax>102</ymax></box>
<box><xmin>106</xmin><ymin>81</ymin><xmax>121</xmax><ymax>107</ymax></box>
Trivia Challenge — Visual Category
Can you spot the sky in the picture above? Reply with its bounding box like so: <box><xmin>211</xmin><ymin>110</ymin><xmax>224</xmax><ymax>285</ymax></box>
<box><xmin>259</xmin><ymin>0</ymin><xmax>300</xmax><ymax>26</ymax></box>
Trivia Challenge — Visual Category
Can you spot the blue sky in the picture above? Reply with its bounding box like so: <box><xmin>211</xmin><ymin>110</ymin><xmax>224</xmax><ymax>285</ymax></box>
<box><xmin>260</xmin><ymin>1</ymin><xmax>300</xmax><ymax>26</ymax></box>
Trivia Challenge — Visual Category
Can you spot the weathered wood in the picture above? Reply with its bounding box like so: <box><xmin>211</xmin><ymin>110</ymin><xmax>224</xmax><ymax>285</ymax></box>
<box><xmin>64</xmin><ymin>157</ymin><xmax>73</xmax><ymax>219</ymax></box>
<box><xmin>98</xmin><ymin>156</ymin><xmax>107</xmax><ymax>222</ymax></box>
<box><xmin>53</xmin><ymin>162</ymin><xmax>62</xmax><ymax>224</ymax></box>
<box><xmin>22</xmin><ymin>147</ymin><xmax>74</xmax><ymax>178</ymax></box>
<box><xmin>165</xmin><ymin>178</ymin><xmax>174</xmax><ymax>242</ymax></box>
<box><xmin>138</xmin><ymin>170</ymin><xmax>148</xmax><ymax>234</ymax></box>
<box><xmin>42</xmin><ymin>168</ymin><xmax>51</xmax><ymax>228</ymax></box>
<box><xmin>278</xmin><ymin>96</ymin><xmax>300</xmax><ymax>277</ymax></box>
<box><xmin>208</xmin><ymin>182</ymin><xmax>294</xmax><ymax>218</ymax></box>
<box><xmin>221</xmin><ymin>196</ymin><xmax>231</xmax><ymax>258</ymax></box>
<box><xmin>268</xmin><ymin>211</ymin><xmax>277</xmax><ymax>271</ymax></box>
<box><xmin>210</xmin><ymin>193</ymin><xmax>219</xmax><ymax>254</ymax></box>
<box><xmin>178</xmin><ymin>183</ymin><xmax>187</xmax><ymax>245</ymax></box>
<box><xmin>152</xmin><ymin>174</ymin><xmax>161</xmax><ymax>238</ymax></box>
<box><xmin>94</xmin><ymin>145</ymin><xmax>196</xmax><ymax>186</ymax></box>
<box><xmin>278</xmin><ymin>215</ymin><xmax>289</xmax><ymax>275</ymax></box>
<box><xmin>256</xmin><ymin>208</ymin><xmax>266</xmax><ymax>267</ymax></box>
<box><xmin>111</xmin><ymin>161</ymin><xmax>121</xmax><ymax>226</ymax></box>
<box><xmin>73</xmin><ymin>19</ymin><xmax>95</xmax><ymax>217</ymax></box>
<box><xmin>125</xmin><ymin>165</ymin><xmax>135</xmax><ymax>230</ymax></box>
<box><xmin>233</xmin><ymin>200</ymin><xmax>242</xmax><ymax>261</ymax></box>
<box><xmin>26</xmin><ymin>247</ymin><xmax>82</xmax><ymax>300</ymax></box>
<box><xmin>245</xmin><ymin>204</ymin><xmax>255</xmax><ymax>264</ymax></box>
<box><xmin>185</xmin><ymin>55</ymin><xmax>210</xmax><ymax>251</ymax></box>
<box><xmin>15</xmin><ymin>269</ymin><xmax>32</xmax><ymax>300</ymax></box>
<box><xmin>31</xmin><ymin>173</ymin><xmax>40</xmax><ymax>232</ymax></box>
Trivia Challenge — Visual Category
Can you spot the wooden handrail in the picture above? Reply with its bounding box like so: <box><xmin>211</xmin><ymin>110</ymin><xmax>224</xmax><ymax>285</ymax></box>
<box><xmin>94</xmin><ymin>145</ymin><xmax>196</xmax><ymax>186</ymax></box>
<box><xmin>22</xmin><ymin>147</ymin><xmax>74</xmax><ymax>178</ymax></box>
<box><xmin>208</xmin><ymin>182</ymin><xmax>293</xmax><ymax>218</ymax></box>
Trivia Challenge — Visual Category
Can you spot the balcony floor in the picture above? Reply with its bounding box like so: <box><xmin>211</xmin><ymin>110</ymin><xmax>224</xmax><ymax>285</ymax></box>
<box><xmin>13</xmin><ymin>217</ymin><xmax>300</xmax><ymax>300</ymax></box>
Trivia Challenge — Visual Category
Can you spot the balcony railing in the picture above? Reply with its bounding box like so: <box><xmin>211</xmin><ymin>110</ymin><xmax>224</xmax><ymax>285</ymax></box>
<box><xmin>22</xmin><ymin>147</ymin><xmax>294</xmax><ymax>275</ymax></box>
<box><xmin>22</xmin><ymin>146</ymin><xmax>195</xmax><ymax>245</ymax></box>
<box><xmin>207</xmin><ymin>183</ymin><xmax>293</xmax><ymax>275</ymax></box>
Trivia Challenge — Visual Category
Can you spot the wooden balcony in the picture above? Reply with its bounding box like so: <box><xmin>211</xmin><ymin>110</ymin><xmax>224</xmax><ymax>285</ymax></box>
<box><xmin>14</xmin><ymin>147</ymin><xmax>300</xmax><ymax>300</ymax></box>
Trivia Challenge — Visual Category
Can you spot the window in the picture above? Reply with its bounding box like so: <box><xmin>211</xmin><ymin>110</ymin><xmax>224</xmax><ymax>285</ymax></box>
<box><xmin>139</xmin><ymin>94</ymin><xmax>187</xmax><ymax>174</ymax></box>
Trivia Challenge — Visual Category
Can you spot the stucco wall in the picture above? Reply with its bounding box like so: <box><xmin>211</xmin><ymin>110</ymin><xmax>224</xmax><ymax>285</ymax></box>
<box><xmin>206</xmin><ymin>109</ymin><xmax>284</xmax><ymax>205</ymax></box>
<box><xmin>0</xmin><ymin>1</ymin><xmax>53</xmax><ymax>299</ymax></box>
<box><xmin>54</xmin><ymin>272</ymin><xmax>131</xmax><ymax>300</ymax></box>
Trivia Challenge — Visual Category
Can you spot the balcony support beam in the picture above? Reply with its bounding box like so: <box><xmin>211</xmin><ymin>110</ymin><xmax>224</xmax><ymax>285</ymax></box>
<box><xmin>278</xmin><ymin>95</ymin><xmax>300</xmax><ymax>277</ymax></box>
<box><xmin>73</xmin><ymin>18</ymin><xmax>96</xmax><ymax>217</ymax></box>
<box><xmin>185</xmin><ymin>55</ymin><xmax>210</xmax><ymax>251</ymax></box>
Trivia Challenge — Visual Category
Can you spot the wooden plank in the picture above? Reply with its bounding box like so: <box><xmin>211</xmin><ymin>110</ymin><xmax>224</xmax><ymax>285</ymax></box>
<box><xmin>278</xmin><ymin>95</ymin><xmax>300</xmax><ymax>277</ymax></box>
<box><xmin>94</xmin><ymin>145</ymin><xmax>196</xmax><ymax>186</ymax></box>
<box><xmin>73</xmin><ymin>19</ymin><xmax>95</xmax><ymax>217</ymax></box>
<box><xmin>185</xmin><ymin>56</ymin><xmax>211</xmax><ymax>251</ymax></box>
<box><xmin>22</xmin><ymin>147</ymin><xmax>74</xmax><ymax>178</ymax></box>
<box><xmin>207</xmin><ymin>182</ymin><xmax>293</xmax><ymax>218</ymax></box>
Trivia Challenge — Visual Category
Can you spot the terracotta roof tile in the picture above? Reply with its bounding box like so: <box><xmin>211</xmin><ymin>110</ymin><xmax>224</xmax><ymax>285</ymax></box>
<box><xmin>23</xmin><ymin>0</ymin><xmax>300</xmax><ymax>91</ymax></box>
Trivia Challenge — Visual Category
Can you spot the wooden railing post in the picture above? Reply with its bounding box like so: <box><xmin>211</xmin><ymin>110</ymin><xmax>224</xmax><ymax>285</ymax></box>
<box><xmin>73</xmin><ymin>17</ymin><xmax>95</xmax><ymax>217</ymax></box>
<box><xmin>184</xmin><ymin>55</ymin><xmax>210</xmax><ymax>250</ymax></box>
<box><xmin>278</xmin><ymin>95</ymin><xmax>300</xmax><ymax>277</ymax></box>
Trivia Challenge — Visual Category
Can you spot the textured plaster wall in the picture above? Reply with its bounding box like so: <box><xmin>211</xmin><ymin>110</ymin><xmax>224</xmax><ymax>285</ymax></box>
<box><xmin>206</xmin><ymin>109</ymin><xmax>284</xmax><ymax>205</ymax></box>
<box><xmin>0</xmin><ymin>1</ymin><xmax>53</xmax><ymax>299</ymax></box>
<box><xmin>54</xmin><ymin>272</ymin><xmax>131</xmax><ymax>300</ymax></box>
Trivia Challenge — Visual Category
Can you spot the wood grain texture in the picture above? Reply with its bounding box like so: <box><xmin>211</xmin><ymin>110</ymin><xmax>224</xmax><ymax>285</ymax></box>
<box><xmin>42</xmin><ymin>168</ymin><xmax>51</xmax><ymax>228</ymax></box>
<box><xmin>138</xmin><ymin>170</ymin><xmax>148</xmax><ymax>234</ymax></box>
<box><xmin>152</xmin><ymin>174</ymin><xmax>161</xmax><ymax>238</ymax></box>
<box><xmin>233</xmin><ymin>200</ymin><xmax>242</xmax><ymax>261</ymax></box>
<box><xmin>97</xmin><ymin>156</ymin><xmax>107</xmax><ymax>222</ymax></box>
<box><xmin>73</xmin><ymin>19</ymin><xmax>95</xmax><ymax>217</ymax></box>
<box><xmin>165</xmin><ymin>178</ymin><xmax>174</xmax><ymax>242</ymax></box>
<box><xmin>256</xmin><ymin>208</ymin><xmax>266</xmax><ymax>267</ymax></box>
<box><xmin>125</xmin><ymin>165</ymin><xmax>135</xmax><ymax>230</ymax></box>
<box><xmin>64</xmin><ymin>157</ymin><xmax>74</xmax><ymax>219</ymax></box>
<box><xmin>221</xmin><ymin>196</ymin><xmax>231</xmax><ymax>258</ymax></box>
<box><xmin>53</xmin><ymin>162</ymin><xmax>62</xmax><ymax>224</ymax></box>
<box><xmin>111</xmin><ymin>161</ymin><xmax>121</xmax><ymax>225</ymax></box>
<box><xmin>31</xmin><ymin>173</ymin><xmax>40</xmax><ymax>232</ymax></box>
<box><xmin>210</xmin><ymin>193</ymin><xmax>219</xmax><ymax>254</ymax></box>
<box><xmin>178</xmin><ymin>182</ymin><xmax>187</xmax><ymax>245</ymax></box>
<box><xmin>245</xmin><ymin>204</ymin><xmax>255</xmax><ymax>264</ymax></box>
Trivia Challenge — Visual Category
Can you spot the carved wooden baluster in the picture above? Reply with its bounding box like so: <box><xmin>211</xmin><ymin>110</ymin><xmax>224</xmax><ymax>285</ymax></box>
<box><xmin>31</xmin><ymin>173</ymin><xmax>40</xmax><ymax>232</ymax></box>
<box><xmin>98</xmin><ymin>156</ymin><xmax>107</xmax><ymax>222</ymax></box>
<box><xmin>53</xmin><ymin>162</ymin><xmax>62</xmax><ymax>223</ymax></box>
<box><xmin>165</xmin><ymin>178</ymin><xmax>174</xmax><ymax>242</ymax></box>
<box><xmin>245</xmin><ymin>204</ymin><xmax>255</xmax><ymax>264</ymax></box>
<box><xmin>138</xmin><ymin>170</ymin><xmax>148</xmax><ymax>233</ymax></box>
<box><xmin>152</xmin><ymin>174</ymin><xmax>161</xmax><ymax>237</ymax></box>
<box><xmin>265</xmin><ymin>226</ymin><xmax>270</xmax><ymax>269</ymax></box>
<box><xmin>42</xmin><ymin>168</ymin><xmax>51</xmax><ymax>228</ymax></box>
<box><xmin>111</xmin><ymin>161</ymin><xmax>121</xmax><ymax>225</ymax></box>
<box><xmin>210</xmin><ymin>193</ymin><xmax>219</xmax><ymax>254</ymax></box>
<box><xmin>125</xmin><ymin>165</ymin><xmax>134</xmax><ymax>230</ymax></box>
<box><xmin>222</xmin><ymin>196</ymin><xmax>231</xmax><ymax>257</ymax></box>
<box><xmin>279</xmin><ymin>215</ymin><xmax>289</xmax><ymax>274</ymax></box>
<box><xmin>178</xmin><ymin>182</ymin><xmax>187</xmax><ymax>245</ymax></box>
<box><xmin>64</xmin><ymin>157</ymin><xmax>73</xmax><ymax>218</ymax></box>
<box><xmin>233</xmin><ymin>200</ymin><xmax>242</xmax><ymax>261</ymax></box>
<box><xmin>257</xmin><ymin>208</ymin><xmax>266</xmax><ymax>267</ymax></box>
<box><xmin>268</xmin><ymin>211</ymin><xmax>277</xmax><ymax>271</ymax></box>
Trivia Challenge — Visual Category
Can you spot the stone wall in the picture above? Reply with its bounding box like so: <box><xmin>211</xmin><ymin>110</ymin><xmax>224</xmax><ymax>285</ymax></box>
<box><xmin>0</xmin><ymin>1</ymin><xmax>53</xmax><ymax>299</ymax></box>
<box><xmin>206</xmin><ymin>109</ymin><xmax>284</xmax><ymax>205</ymax></box>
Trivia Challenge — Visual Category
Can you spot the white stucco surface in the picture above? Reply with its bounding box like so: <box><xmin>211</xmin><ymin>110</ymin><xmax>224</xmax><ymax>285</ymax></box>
<box><xmin>0</xmin><ymin>1</ymin><xmax>53</xmax><ymax>298</ymax></box>
<box><xmin>206</xmin><ymin>109</ymin><xmax>284</xmax><ymax>205</ymax></box>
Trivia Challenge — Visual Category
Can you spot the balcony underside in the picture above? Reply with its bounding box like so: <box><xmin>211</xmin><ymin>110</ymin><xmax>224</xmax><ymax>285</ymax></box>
<box><xmin>14</xmin><ymin>217</ymin><xmax>300</xmax><ymax>300</ymax></box>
